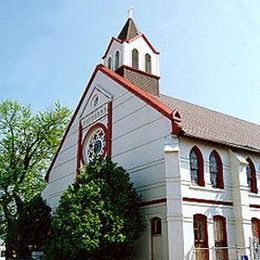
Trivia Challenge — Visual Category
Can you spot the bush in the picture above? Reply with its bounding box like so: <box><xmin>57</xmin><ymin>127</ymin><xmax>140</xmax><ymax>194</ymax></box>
<box><xmin>45</xmin><ymin>158</ymin><xmax>144</xmax><ymax>260</ymax></box>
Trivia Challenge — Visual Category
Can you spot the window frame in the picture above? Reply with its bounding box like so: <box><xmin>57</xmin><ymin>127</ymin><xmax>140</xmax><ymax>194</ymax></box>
<box><xmin>209</xmin><ymin>150</ymin><xmax>224</xmax><ymax>189</ymax></box>
<box><xmin>107</xmin><ymin>56</ymin><xmax>112</xmax><ymax>70</ymax></box>
<box><xmin>114</xmin><ymin>50</ymin><xmax>120</xmax><ymax>71</ymax></box>
<box><xmin>193</xmin><ymin>214</ymin><xmax>208</xmax><ymax>247</ymax></box>
<box><xmin>246</xmin><ymin>158</ymin><xmax>258</xmax><ymax>194</ymax></box>
<box><xmin>190</xmin><ymin>146</ymin><xmax>205</xmax><ymax>186</ymax></box>
<box><xmin>132</xmin><ymin>48</ymin><xmax>139</xmax><ymax>69</ymax></box>
<box><xmin>145</xmin><ymin>53</ymin><xmax>152</xmax><ymax>74</ymax></box>
<box><xmin>151</xmin><ymin>217</ymin><xmax>162</xmax><ymax>236</ymax></box>
<box><xmin>251</xmin><ymin>218</ymin><xmax>260</xmax><ymax>239</ymax></box>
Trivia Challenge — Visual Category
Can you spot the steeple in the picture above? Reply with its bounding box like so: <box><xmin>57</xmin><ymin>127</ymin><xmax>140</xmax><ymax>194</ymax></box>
<box><xmin>102</xmin><ymin>10</ymin><xmax>160</xmax><ymax>96</ymax></box>
<box><xmin>117</xmin><ymin>18</ymin><xmax>140</xmax><ymax>41</ymax></box>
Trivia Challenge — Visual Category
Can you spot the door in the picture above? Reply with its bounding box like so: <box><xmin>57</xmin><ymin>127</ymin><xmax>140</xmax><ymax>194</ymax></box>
<box><xmin>193</xmin><ymin>214</ymin><xmax>209</xmax><ymax>260</ymax></box>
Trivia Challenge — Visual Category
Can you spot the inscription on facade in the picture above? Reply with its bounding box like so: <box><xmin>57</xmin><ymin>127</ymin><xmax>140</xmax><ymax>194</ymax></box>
<box><xmin>81</xmin><ymin>103</ymin><xmax>108</xmax><ymax>128</ymax></box>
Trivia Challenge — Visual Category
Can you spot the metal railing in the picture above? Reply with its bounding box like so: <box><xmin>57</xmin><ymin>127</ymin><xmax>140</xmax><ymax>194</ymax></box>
<box><xmin>190</xmin><ymin>245</ymin><xmax>260</xmax><ymax>260</ymax></box>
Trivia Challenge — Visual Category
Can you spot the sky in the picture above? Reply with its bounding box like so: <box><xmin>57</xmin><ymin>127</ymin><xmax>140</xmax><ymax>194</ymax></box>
<box><xmin>1</xmin><ymin>1</ymin><xmax>260</xmax><ymax>123</ymax></box>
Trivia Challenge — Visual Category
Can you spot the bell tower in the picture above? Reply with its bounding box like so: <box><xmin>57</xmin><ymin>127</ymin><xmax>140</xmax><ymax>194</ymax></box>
<box><xmin>102</xmin><ymin>9</ymin><xmax>160</xmax><ymax>96</ymax></box>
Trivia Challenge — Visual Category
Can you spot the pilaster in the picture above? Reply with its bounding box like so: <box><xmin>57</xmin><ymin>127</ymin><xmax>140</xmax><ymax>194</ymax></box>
<box><xmin>165</xmin><ymin>136</ymin><xmax>184</xmax><ymax>259</ymax></box>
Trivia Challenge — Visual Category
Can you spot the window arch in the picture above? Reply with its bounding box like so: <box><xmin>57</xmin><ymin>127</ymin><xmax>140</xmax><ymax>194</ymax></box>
<box><xmin>190</xmin><ymin>146</ymin><xmax>205</xmax><ymax>186</ymax></box>
<box><xmin>246</xmin><ymin>158</ymin><xmax>258</xmax><ymax>193</ymax></box>
<box><xmin>107</xmin><ymin>56</ymin><xmax>112</xmax><ymax>70</ymax></box>
<box><xmin>114</xmin><ymin>50</ymin><xmax>120</xmax><ymax>71</ymax></box>
<box><xmin>193</xmin><ymin>214</ymin><xmax>209</xmax><ymax>259</ymax></box>
<box><xmin>209</xmin><ymin>150</ymin><xmax>224</xmax><ymax>189</ymax></box>
<box><xmin>251</xmin><ymin>218</ymin><xmax>260</xmax><ymax>239</ymax></box>
<box><xmin>145</xmin><ymin>53</ymin><xmax>152</xmax><ymax>73</ymax></box>
<box><xmin>151</xmin><ymin>217</ymin><xmax>162</xmax><ymax>235</ymax></box>
<box><xmin>132</xmin><ymin>49</ymin><xmax>139</xmax><ymax>69</ymax></box>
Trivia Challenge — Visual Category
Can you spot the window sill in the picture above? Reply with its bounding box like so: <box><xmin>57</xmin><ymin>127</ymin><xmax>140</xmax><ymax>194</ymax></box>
<box><xmin>189</xmin><ymin>184</ymin><xmax>225</xmax><ymax>193</ymax></box>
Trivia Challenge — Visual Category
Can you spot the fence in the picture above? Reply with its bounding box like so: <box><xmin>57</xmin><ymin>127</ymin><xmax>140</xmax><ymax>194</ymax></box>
<box><xmin>191</xmin><ymin>245</ymin><xmax>260</xmax><ymax>260</ymax></box>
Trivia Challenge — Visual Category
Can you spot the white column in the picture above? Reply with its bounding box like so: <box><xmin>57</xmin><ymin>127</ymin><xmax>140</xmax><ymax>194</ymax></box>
<box><xmin>165</xmin><ymin>136</ymin><xmax>184</xmax><ymax>260</ymax></box>
<box><xmin>229</xmin><ymin>150</ymin><xmax>251</xmax><ymax>249</ymax></box>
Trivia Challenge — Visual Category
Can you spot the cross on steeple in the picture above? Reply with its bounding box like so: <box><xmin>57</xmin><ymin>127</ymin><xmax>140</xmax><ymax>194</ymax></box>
<box><xmin>128</xmin><ymin>6</ymin><xmax>134</xmax><ymax>19</ymax></box>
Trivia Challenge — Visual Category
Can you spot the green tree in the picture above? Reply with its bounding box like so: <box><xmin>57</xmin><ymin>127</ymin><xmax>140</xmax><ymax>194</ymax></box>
<box><xmin>12</xmin><ymin>195</ymin><xmax>52</xmax><ymax>258</ymax></box>
<box><xmin>0</xmin><ymin>100</ymin><xmax>71</xmax><ymax>259</ymax></box>
<box><xmin>46</xmin><ymin>158</ymin><xmax>144</xmax><ymax>260</ymax></box>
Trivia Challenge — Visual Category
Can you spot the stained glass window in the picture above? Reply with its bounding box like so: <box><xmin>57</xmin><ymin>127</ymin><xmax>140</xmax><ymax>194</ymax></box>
<box><xmin>246</xmin><ymin>158</ymin><xmax>257</xmax><ymax>193</ymax></box>
<box><xmin>83</xmin><ymin>126</ymin><xmax>106</xmax><ymax>163</ymax></box>
<box><xmin>190</xmin><ymin>149</ymin><xmax>199</xmax><ymax>184</ymax></box>
<box><xmin>210</xmin><ymin>152</ymin><xmax>218</xmax><ymax>188</ymax></box>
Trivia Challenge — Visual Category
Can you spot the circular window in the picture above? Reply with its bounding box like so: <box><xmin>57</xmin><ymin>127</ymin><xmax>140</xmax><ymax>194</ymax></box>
<box><xmin>83</xmin><ymin>125</ymin><xmax>107</xmax><ymax>163</ymax></box>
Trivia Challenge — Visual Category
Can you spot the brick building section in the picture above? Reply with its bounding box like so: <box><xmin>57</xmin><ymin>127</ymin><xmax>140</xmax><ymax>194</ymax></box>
<box><xmin>116</xmin><ymin>65</ymin><xmax>160</xmax><ymax>96</ymax></box>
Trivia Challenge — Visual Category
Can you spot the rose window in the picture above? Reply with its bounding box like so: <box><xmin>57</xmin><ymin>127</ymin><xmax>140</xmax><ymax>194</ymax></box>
<box><xmin>83</xmin><ymin>126</ymin><xmax>106</xmax><ymax>163</ymax></box>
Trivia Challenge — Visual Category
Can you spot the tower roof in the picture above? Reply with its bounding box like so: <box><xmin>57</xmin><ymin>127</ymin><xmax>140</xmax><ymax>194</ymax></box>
<box><xmin>118</xmin><ymin>18</ymin><xmax>140</xmax><ymax>40</ymax></box>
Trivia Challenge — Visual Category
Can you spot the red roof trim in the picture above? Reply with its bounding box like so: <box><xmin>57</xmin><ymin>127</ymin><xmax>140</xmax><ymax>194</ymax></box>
<box><xmin>102</xmin><ymin>37</ymin><xmax>123</xmax><ymax>59</ymax></box>
<box><xmin>139</xmin><ymin>198</ymin><xmax>167</xmax><ymax>207</ymax></box>
<box><xmin>102</xmin><ymin>33</ymin><xmax>159</xmax><ymax>60</ymax></box>
<box><xmin>99</xmin><ymin>65</ymin><xmax>173</xmax><ymax>119</ymax></box>
<box><xmin>249</xmin><ymin>204</ymin><xmax>260</xmax><ymax>209</ymax></box>
<box><xmin>45</xmin><ymin>66</ymin><xmax>101</xmax><ymax>182</ymax></box>
<box><xmin>141</xmin><ymin>34</ymin><xmax>160</xmax><ymax>54</ymax></box>
<box><xmin>124</xmin><ymin>34</ymin><xmax>160</xmax><ymax>54</ymax></box>
<box><xmin>183</xmin><ymin>197</ymin><xmax>233</xmax><ymax>206</ymax></box>
<box><xmin>45</xmin><ymin>64</ymin><xmax>182</xmax><ymax>182</ymax></box>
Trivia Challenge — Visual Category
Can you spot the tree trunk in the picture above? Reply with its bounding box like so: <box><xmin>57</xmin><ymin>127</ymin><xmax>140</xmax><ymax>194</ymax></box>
<box><xmin>5</xmin><ymin>234</ymin><xmax>15</xmax><ymax>260</ymax></box>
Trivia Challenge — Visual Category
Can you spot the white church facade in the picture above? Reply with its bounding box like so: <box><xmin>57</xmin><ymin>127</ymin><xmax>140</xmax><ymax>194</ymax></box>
<box><xmin>43</xmin><ymin>15</ymin><xmax>260</xmax><ymax>260</ymax></box>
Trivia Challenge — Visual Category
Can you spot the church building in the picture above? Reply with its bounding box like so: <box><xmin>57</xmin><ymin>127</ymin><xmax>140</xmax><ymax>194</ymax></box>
<box><xmin>43</xmin><ymin>13</ymin><xmax>260</xmax><ymax>260</ymax></box>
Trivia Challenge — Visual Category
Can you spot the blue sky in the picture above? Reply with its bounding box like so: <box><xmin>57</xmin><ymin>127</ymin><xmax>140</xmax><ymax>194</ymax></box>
<box><xmin>1</xmin><ymin>1</ymin><xmax>260</xmax><ymax>123</ymax></box>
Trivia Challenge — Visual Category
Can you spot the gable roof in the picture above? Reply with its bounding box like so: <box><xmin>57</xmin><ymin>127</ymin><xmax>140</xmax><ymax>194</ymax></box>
<box><xmin>159</xmin><ymin>94</ymin><xmax>260</xmax><ymax>153</ymax></box>
<box><xmin>118</xmin><ymin>18</ymin><xmax>140</xmax><ymax>40</ymax></box>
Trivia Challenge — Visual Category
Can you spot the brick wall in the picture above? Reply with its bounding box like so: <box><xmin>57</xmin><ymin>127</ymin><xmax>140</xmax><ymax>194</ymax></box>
<box><xmin>116</xmin><ymin>66</ymin><xmax>160</xmax><ymax>96</ymax></box>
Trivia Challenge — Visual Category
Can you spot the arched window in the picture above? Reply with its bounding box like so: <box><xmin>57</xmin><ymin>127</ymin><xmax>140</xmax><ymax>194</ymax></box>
<box><xmin>190</xmin><ymin>146</ymin><xmax>205</xmax><ymax>186</ymax></box>
<box><xmin>132</xmin><ymin>49</ymin><xmax>139</xmax><ymax>69</ymax></box>
<box><xmin>209</xmin><ymin>150</ymin><xmax>224</xmax><ymax>189</ymax></box>
<box><xmin>151</xmin><ymin>217</ymin><xmax>162</xmax><ymax>235</ymax></box>
<box><xmin>114</xmin><ymin>50</ymin><xmax>120</xmax><ymax>71</ymax></box>
<box><xmin>107</xmin><ymin>56</ymin><xmax>112</xmax><ymax>70</ymax></box>
<box><xmin>213</xmin><ymin>216</ymin><xmax>229</xmax><ymax>259</ymax></box>
<box><xmin>251</xmin><ymin>218</ymin><xmax>260</xmax><ymax>239</ymax></box>
<box><xmin>193</xmin><ymin>214</ymin><xmax>209</xmax><ymax>260</ymax></box>
<box><xmin>246</xmin><ymin>158</ymin><xmax>258</xmax><ymax>193</ymax></box>
<box><xmin>145</xmin><ymin>53</ymin><xmax>152</xmax><ymax>73</ymax></box>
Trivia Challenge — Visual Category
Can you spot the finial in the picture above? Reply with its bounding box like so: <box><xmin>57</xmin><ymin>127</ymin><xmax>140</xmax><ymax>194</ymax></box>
<box><xmin>128</xmin><ymin>6</ymin><xmax>134</xmax><ymax>19</ymax></box>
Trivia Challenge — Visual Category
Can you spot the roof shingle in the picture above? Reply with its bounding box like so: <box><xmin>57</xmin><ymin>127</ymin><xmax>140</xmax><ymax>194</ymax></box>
<box><xmin>118</xmin><ymin>18</ymin><xmax>140</xmax><ymax>41</ymax></box>
<box><xmin>159</xmin><ymin>94</ymin><xmax>260</xmax><ymax>153</ymax></box>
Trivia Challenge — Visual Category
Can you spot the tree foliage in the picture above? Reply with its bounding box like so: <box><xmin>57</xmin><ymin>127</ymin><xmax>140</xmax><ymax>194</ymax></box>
<box><xmin>12</xmin><ymin>195</ymin><xmax>52</xmax><ymax>258</ymax></box>
<box><xmin>46</xmin><ymin>158</ymin><xmax>144</xmax><ymax>260</ymax></box>
<box><xmin>0</xmin><ymin>100</ymin><xmax>71</xmax><ymax>258</ymax></box>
